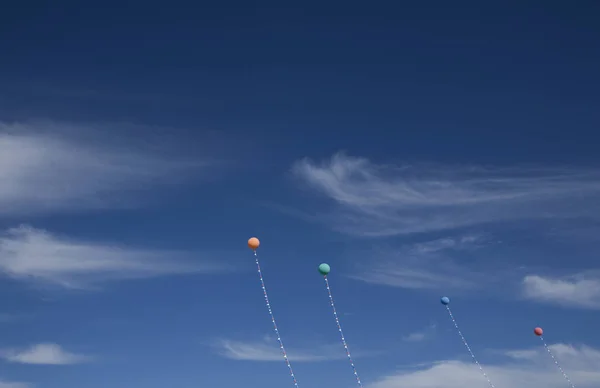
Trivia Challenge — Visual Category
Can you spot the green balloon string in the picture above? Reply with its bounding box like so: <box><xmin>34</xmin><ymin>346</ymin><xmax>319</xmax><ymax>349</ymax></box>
<box><xmin>319</xmin><ymin>264</ymin><xmax>363</xmax><ymax>388</ymax></box>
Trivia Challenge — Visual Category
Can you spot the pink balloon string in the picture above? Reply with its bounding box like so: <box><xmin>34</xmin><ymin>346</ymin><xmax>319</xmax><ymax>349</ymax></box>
<box><xmin>538</xmin><ymin>336</ymin><xmax>576</xmax><ymax>388</ymax></box>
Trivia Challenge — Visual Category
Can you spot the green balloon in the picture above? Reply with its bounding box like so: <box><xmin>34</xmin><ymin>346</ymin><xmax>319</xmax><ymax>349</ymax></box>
<box><xmin>318</xmin><ymin>263</ymin><xmax>331</xmax><ymax>275</ymax></box>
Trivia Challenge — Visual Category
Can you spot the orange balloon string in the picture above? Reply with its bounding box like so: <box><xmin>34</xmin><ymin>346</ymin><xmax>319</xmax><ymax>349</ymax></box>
<box><xmin>252</xmin><ymin>250</ymin><xmax>299</xmax><ymax>387</ymax></box>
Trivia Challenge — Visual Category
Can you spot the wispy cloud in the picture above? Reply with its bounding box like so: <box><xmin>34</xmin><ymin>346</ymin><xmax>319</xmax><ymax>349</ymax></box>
<box><xmin>371</xmin><ymin>343</ymin><xmax>600</xmax><ymax>388</ymax></box>
<box><xmin>1</xmin><ymin>343</ymin><xmax>91</xmax><ymax>365</ymax></box>
<box><xmin>212</xmin><ymin>337</ymin><xmax>363</xmax><ymax>362</ymax></box>
<box><xmin>411</xmin><ymin>235</ymin><xmax>484</xmax><ymax>254</ymax></box>
<box><xmin>0</xmin><ymin>120</ymin><xmax>214</xmax><ymax>216</ymax></box>
<box><xmin>0</xmin><ymin>225</ymin><xmax>224</xmax><ymax>289</ymax></box>
<box><xmin>0</xmin><ymin>382</ymin><xmax>29</xmax><ymax>388</ymax></box>
<box><xmin>0</xmin><ymin>313</ymin><xmax>28</xmax><ymax>323</ymax></box>
<box><xmin>349</xmin><ymin>235</ymin><xmax>486</xmax><ymax>290</ymax></box>
<box><xmin>522</xmin><ymin>273</ymin><xmax>600</xmax><ymax>309</ymax></box>
<box><xmin>292</xmin><ymin>152</ymin><xmax>600</xmax><ymax>236</ymax></box>
<box><xmin>403</xmin><ymin>324</ymin><xmax>436</xmax><ymax>342</ymax></box>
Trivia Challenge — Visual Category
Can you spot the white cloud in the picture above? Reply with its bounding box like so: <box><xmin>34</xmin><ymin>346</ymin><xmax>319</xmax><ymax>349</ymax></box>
<box><xmin>292</xmin><ymin>152</ymin><xmax>600</xmax><ymax>236</ymax></box>
<box><xmin>403</xmin><ymin>324</ymin><xmax>436</xmax><ymax>342</ymax></box>
<box><xmin>0</xmin><ymin>120</ymin><xmax>212</xmax><ymax>215</ymax></box>
<box><xmin>371</xmin><ymin>343</ymin><xmax>600</xmax><ymax>388</ymax></box>
<box><xmin>1</xmin><ymin>343</ymin><xmax>90</xmax><ymax>365</ymax></box>
<box><xmin>403</xmin><ymin>332</ymin><xmax>427</xmax><ymax>342</ymax></box>
<box><xmin>522</xmin><ymin>274</ymin><xmax>600</xmax><ymax>309</ymax></box>
<box><xmin>212</xmin><ymin>337</ymin><xmax>360</xmax><ymax>362</ymax></box>
<box><xmin>0</xmin><ymin>225</ymin><xmax>224</xmax><ymax>288</ymax></box>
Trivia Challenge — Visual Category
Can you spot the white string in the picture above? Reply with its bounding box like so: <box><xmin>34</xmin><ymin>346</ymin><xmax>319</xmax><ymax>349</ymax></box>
<box><xmin>445</xmin><ymin>305</ymin><xmax>496</xmax><ymax>388</ymax></box>
<box><xmin>254</xmin><ymin>251</ymin><xmax>299</xmax><ymax>387</ymax></box>
<box><xmin>540</xmin><ymin>336</ymin><xmax>576</xmax><ymax>388</ymax></box>
<box><xmin>324</xmin><ymin>276</ymin><xmax>363</xmax><ymax>388</ymax></box>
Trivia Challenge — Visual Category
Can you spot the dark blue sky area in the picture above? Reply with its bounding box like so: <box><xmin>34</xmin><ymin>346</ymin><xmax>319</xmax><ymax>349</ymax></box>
<box><xmin>1</xmin><ymin>2</ymin><xmax>599</xmax><ymax>166</ymax></box>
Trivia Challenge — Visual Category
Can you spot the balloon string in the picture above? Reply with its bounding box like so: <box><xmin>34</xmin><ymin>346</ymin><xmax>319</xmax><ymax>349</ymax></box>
<box><xmin>323</xmin><ymin>275</ymin><xmax>363</xmax><ymax>388</ymax></box>
<box><xmin>445</xmin><ymin>305</ymin><xmax>496</xmax><ymax>388</ymax></box>
<box><xmin>539</xmin><ymin>336</ymin><xmax>576</xmax><ymax>388</ymax></box>
<box><xmin>254</xmin><ymin>251</ymin><xmax>299</xmax><ymax>387</ymax></box>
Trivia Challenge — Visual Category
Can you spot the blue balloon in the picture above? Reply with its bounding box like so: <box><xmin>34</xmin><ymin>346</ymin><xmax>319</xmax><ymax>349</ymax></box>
<box><xmin>440</xmin><ymin>296</ymin><xmax>450</xmax><ymax>305</ymax></box>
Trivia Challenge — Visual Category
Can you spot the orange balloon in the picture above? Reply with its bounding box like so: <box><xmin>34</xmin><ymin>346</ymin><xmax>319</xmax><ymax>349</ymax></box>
<box><xmin>248</xmin><ymin>237</ymin><xmax>260</xmax><ymax>250</ymax></box>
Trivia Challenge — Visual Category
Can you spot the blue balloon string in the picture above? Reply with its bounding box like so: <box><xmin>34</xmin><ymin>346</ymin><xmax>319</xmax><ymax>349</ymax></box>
<box><xmin>444</xmin><ymin>305</ymin><xmax>496</xmax><ymax>388</ymax></box>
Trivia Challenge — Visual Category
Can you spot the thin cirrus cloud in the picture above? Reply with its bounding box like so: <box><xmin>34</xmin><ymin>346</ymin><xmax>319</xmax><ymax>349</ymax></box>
<box><xmin>0</xmin><ymin>225</ymin><xmax>225</xmax><ymax>289</ymax></box>
<box><xmin>349</xmin><ymin>235</ymin><xmax>487</xmax><ymax>291</ymax></box>
<box><xmin>371</xmin><ymin>343</ymin><xmax>600</xmax><ymax>388</ymax></box>
<box><xmin>212</xmin><ymin>337</ymin><xmax>360</xmax><ymax>362</ymax></box>
<box><xmin>0</xmin><ymin>343</ymin><xmax>90</xmax><ymax>365</ymax></box>
<box><xmin>522</xmin><ymin>273</ymin><xmax>600</xmax><ymax>310</ymax></box>
<box><xmin>291</xmin><ymin>152</ymin><xmax>600</xmax><ymax>237</ymax></box>
<box><xmin>0</xmin><ymin>120</ymin><xmax>215</xmax><ymax>216</ymax></box>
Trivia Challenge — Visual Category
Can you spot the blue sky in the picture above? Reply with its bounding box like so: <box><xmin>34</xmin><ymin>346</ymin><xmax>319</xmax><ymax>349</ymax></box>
<box><xmin>1</xmin><ymin>2</ymin><xmax>600</xmax><ymax>388</ymax></box>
